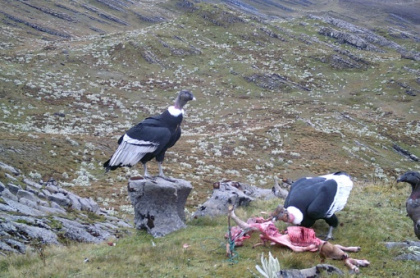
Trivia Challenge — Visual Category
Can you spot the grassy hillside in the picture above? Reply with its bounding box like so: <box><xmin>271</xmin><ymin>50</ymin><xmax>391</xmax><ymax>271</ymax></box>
<box><xmin>0</xmin><ymin>0</ymin><xmax>420</xmax><ymax>276</ymax></box>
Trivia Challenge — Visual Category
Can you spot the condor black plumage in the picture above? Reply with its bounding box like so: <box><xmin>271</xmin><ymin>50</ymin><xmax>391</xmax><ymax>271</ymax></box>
<box><xmin>104</xmin><ymin>90</ymin><xmax>195</xmax><ymax>178</ymax></box>
<box><xmin>397</xmin><ymin>171</ymin><xmax>420</xmax><ymax>239</ymax></box>
<box><xmin>271</xmin><ymin>172</ymin><xmax>353</xmax><ymax>240</ymax></box>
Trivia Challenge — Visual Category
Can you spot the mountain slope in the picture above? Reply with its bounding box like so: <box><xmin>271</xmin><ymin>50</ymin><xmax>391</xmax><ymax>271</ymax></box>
<box><xmin>0</xmin><ymin>0</ymin><xmax>419</xmax><ymax>214</ymax></box>
<box><xmin>1</xmin><ymin>0</ymin><xmax>419</xmax><ymax>44</ymax></box>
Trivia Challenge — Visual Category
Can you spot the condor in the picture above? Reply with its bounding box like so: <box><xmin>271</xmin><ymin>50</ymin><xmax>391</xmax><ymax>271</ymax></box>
<box><xmin>104</xmin><ymin>90</ymin><xmax>195</xmax><ymax>179</ymax></box>
<box><xmin>271</xmin><ymin>172</ymin><xmax>353</xmax><ymax>240</ymax></box>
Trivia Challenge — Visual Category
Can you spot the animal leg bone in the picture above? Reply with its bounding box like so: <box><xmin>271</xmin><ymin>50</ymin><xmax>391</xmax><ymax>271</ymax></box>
<box><xmin>228</xmin><ymin>206</ymin><xmax>259</xmax><ymax>232</ymax></box>
<box><xmin>344</xmin><ymin>258</ymin><xmax>370</xmax><ymax>273</ymax></box>
<box><xmin>334</xmin><ymin>244</ymin><xmax>361</xmax><ymax>253</ymax></box>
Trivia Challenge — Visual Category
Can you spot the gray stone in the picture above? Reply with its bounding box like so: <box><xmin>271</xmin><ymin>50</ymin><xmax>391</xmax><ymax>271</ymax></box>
<box><xmin>57</xmin><ymin>217</ymin><xmax>108</xmax><ymax>243</ymax></box>
<box><xmin>18</xmin><ymin>197</ymin><xmax>40</xmax><ymax>209</ymax></box>
<box><xmin>45</xmin><ymin>184</ymin><xmax>60</xmax><ymax>194</ymax></box>
<box><xmin>77</xmin><ymin>197</ymin><xmax>91</xmax><ymax>211</ymax></box>
<box><xmin>7</xmin><ymin>183</ymin><xmax>21</xmax><ymax>195</ymax></box>
<box><xmin>23</xmin><ymin>178</ymin><xmax>42</xmax><ymax>190</ymax></box>
<box><xmin>0</xmin><ymin>162</ymin><xmax>20</xmax><ymax>175</ymax></box>
<box><xmin>0</xmin><ymin>203</ymin><xmax>17</xmax><ymax>212</ymax></box>
<box><xmin>41</xmin><ymin>189</ymin><xmax>52</xmax><ymax>198</ymax></box>
<box><xmin>37</xmin><ymin>205</ymin><xmax>67</xmax><ymax>215</ymax></box>
<box><xmin>0</xmin><ymin>241</ymin><xmax>16</xmax><ymax>253</ymax></box>
<box><xmin>37</xmin><ymin>192</ymin><xmax>47</xmax><ymax>200</ymax></box>
<box><xmin>37</xmin><ymin>199</ymin><xmax>49</xmax><ymax>207</ymax></box>
<box><xmin>17</xmin><ymin>189</ymin><xmax>38</xmax><ymax>202</ymax></box>
<box><xmin>395</xmin><ymin>253</ymin><xmax>420</xmax><ymax>261</ymax></box>
<box><xmin>67</xmin><ymin>193</ymin><xmax>82</xmax><ymax>211</ymax></box>
<box><xmin>384</xmin><ymin>241</ymin><xmax>420</xmax><ymax>261</ymax></box>
<box><xmin>128</xmin><ymin>177</ymin><xmax>192</xmax><ymax>238</ymax></box>
<box><xmin>24</xmin><ymin>185</ymin><xmax>39</xmax><ymax>195</ymax></box>
<box><xmin>279</xmin><ymin>264</ymin><xmax>344</xmax><ymax>278</ymax></box>
<box><xmin>5</xmin><ymin>199</ymin><xmax>45</xmax><ymax>216</ymax></box>
<box><xmin>48</xmin><ymin>193</ymin><xmax>70</xmax><ymax>207</ymax></box>
<box><xmin>5</xmin><ymin>173</ymin><xmax>18</xmax><ymax>181</ymax></box>
<box><xmin>14</xmin><ymin>222</ymin><xmax>59</xmax><ymax>245</ymax></box>
<box><xmin>86</xmin><ymin>197</ymin><xmax>100</xmax><ymax>213</ymax></box>
<box><xmin>194</xmin><ymin>185</ymin><xmax>254</xmax><ymax>218</ymax></box>
<box><xmin>3</xmin><ymin>238</ymin><xmax>27</xmax><ymax>254</ymax></box>
<box><xmin>49</xmin><ymin>201</ymin><xmax>67</xmax><ymax>214</ymax></box>
<box><xmin>1</xmin><ymin>188</ymin><xmax>18</xmax><ymax>202</ymax></box>
<box><xmin>193</xmin><ymin>180</ymin><xmax>281</xmax><ymax>218</ymax></box>
<box><xmin>104</xmin><ymin>215</ymin><xmax>133</xmax><ymax>228</ymax></box>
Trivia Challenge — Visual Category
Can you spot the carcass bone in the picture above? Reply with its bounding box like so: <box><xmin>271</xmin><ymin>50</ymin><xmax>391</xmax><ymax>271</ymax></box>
<box><xmin>272</xmin><ymin>176</ymin><xmax>289</xmax><ymax>199</ymax></box>
<box><xmin>226</xmin><ymin>206</ymin><xmax>369</xmax><ymax>274</ymax></box>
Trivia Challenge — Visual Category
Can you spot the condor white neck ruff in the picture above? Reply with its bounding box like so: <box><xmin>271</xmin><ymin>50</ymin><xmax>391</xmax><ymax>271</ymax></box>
<box><xmin>287</xmin><ymin>206</ymin><xmax>304</xmax><ymax>225</ymax></box>
<box><xmin>168</xmin><ymin>106</ymin><xmax>184</xmax><ymax>116</ymax></box>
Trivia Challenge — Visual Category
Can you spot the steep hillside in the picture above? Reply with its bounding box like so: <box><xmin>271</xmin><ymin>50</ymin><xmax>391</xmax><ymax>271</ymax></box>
<box><xmin>1</xmin><ymin>1</ymin><xmax>419</xmax><ymax>43</ymax></box>
<box><xmin>0</xmin><ymin>0</ymin><xmax>419</xmax><ymax>217</ymax></box>
<box><xmin>0</xmin><ymin>0</ymin><xmax>177</xmax><ymax>42</ymax></box>
<box><xmin>210</xmin><ymin>0</ymin><xmax>420</xmax><ymax>33</ymax></box>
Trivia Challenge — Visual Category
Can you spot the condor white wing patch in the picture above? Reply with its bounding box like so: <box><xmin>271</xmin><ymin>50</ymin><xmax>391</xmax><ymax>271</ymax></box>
<box><xmin>323</xmin><ymin>173</ymin><xmax>353</xmax><ymax>217</ymax></box>
<box><xmin>108</xmin><ymin>134</ymin><xmax>159</xmax><ymax>167</ymax></box>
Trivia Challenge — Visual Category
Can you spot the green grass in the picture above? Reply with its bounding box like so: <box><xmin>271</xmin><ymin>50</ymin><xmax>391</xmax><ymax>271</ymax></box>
<box><xmin>1</xmin><ymin>181</ymin><xmax>420</xmax><ymax>277</ymax></box>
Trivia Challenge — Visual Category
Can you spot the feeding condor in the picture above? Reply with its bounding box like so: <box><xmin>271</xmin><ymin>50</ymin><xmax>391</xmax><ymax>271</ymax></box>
<box><xmin>397</xmin><ymin>171</ymin><xmax>420</xmax><ymax>240</ymax></box>
<box><xmin>271</xmin><ymin>171</ymin><xmax>353</xmax><ymax>240</ymax></box>
<box><xmin>104</xmin><ymin>90</ymin><xmax>195</xmax><ymax>179</ymax></box>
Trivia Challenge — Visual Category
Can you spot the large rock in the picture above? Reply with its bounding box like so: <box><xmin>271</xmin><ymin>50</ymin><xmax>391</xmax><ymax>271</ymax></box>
<box><xmin>193</xmin><ymin>180</ymin><xmax>284</xmax><ymax>218</ymax></box>
<box><xmin>278</xmin><ymin>264</ymin><xmax>344</xmax><ymax>277</ymax></box>
<box><xmin>384</xmin><ymin>241</ymin><xmax>420</xmax><ymax>261</ymax></box>
<box><xmin>127</xmin><ymin>177</ymin><xmax>192</xmax><ymax>238</ymax></box>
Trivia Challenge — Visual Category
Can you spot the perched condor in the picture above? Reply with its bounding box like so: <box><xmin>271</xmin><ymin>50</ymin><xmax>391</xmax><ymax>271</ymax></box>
<box><xmin>271</xmin><ymin>172</ymin><xmax>353</xmax><ymax>240</ymax></box>
<box><xmin>397</xmin><ymin>171</ymin><xmax>420</xmax><ymax>239</ymax></box>
<box><xmin>104</xmin><ymin>90</ymin><xmax>195</xmax><ymax>179</ymax></box>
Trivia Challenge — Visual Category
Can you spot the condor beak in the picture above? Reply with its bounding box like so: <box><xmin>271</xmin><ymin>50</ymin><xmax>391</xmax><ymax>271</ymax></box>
<box><xmin>271</xmin><ymin>205</ymin><xmax>286</xmax><ymax>222</ymax></box>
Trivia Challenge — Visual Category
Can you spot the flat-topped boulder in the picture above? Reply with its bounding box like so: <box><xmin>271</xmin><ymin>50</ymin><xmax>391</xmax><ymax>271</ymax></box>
<box><xmin>127</xmin><ymin>177</ymin><xmax>192</xmax><ymax>238</ymax></box>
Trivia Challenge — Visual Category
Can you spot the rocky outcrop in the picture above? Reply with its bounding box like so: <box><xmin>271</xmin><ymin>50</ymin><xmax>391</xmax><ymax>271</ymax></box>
<box><xmin>312</xmin><ymin>15</ymin><xmax>420</xmax><ymax>61</ymax></box>
<box><xmin>0</xmin><ymin>162</ymin><xmax>132</xmax><ymax>255</ymax></box>
<box><xmin>393</xmin><ymin>144</ymin><xmax>419</xmax><ymax>162</ymax></box>
<box><xmin>0</xmin><ymin>10</ymin><xmax>71</xmax><ymax>38</ymax></box>
<box><xmin>318</xmin><ymin>26</ymin><xmax>383</xmax><ymax>52</ymax></box>
<box><xmin>127</xmin><ymin>177</ymin><xmax>192</xmax><ymax>238</ymax></box>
